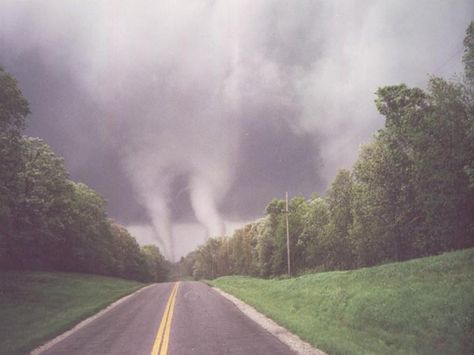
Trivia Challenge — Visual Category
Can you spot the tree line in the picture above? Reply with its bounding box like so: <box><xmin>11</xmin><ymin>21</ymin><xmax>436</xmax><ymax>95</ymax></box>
<box><xmin>180</xmin><ymin>22</ymin><xmax>474</xmax><ymax>280</ymax></box>
<box><xmin>0</xmin><ymin>67</ymin><xmax>168</xmax><ymax>282</ymax></box>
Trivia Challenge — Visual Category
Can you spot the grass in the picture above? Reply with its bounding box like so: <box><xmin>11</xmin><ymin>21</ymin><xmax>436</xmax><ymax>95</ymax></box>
<box><xmin>210</xmin><ymin>248</ymin><xmax>474</xmax><ymax>355</ymax></box>
<box><xmin>0</xmin><ymin>271</ymin><xmax>144</xmax><ymax>354</ymax></box>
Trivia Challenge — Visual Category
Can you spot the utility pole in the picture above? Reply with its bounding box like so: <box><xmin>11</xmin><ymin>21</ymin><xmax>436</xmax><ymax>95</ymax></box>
<box><xmin>286</xmin><ymin>192</ymin><xmax>291</xmax><ymax>277</ymax></box>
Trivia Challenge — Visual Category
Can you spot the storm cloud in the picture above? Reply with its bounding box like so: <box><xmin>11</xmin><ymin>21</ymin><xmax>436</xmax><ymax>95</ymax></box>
<box><xmin>1</xmin><ymin>0</ymin><xmax>472</xmax><ymax>259</ymax></box>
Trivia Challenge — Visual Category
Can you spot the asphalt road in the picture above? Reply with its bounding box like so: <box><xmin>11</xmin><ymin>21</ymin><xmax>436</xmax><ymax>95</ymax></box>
<box><xmin>40</xmin><ymin>281</ymin><xmax>294</xmax><ymax>355</ymax></box>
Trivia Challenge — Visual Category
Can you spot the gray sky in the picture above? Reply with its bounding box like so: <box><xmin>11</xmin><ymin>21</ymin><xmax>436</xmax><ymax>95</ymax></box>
<box><xmin>1</xmin><ymin>0</ymin><xmax>472</xmax><ymax>260</ymax></box>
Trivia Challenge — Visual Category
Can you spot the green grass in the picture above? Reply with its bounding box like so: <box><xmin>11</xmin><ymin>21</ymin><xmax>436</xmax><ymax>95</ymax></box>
<box><xmin>0</xmin><ymin>272</ymin><xmax>144</xmax><ymax>354</ymax></box>
<box><xmin>210</xmin><ymin>248</ymin><xmax>474</xmax><ymax>355</ymax></box>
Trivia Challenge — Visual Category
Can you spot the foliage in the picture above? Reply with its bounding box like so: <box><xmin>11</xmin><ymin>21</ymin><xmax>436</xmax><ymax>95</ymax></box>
<box><xmin>0</xmin><ymin>67</ymin><xmax>31</xmax><ymax>269</ymax></box>
<box><xmin>1</xmin><ymin>137</ymin><xmax>72</xmax><ymax>269</ymax></box>
<box><xmin>463</xmin><ymin>22</ymin><xmax>474</xmax><ymax>82</ymax></box>
<box><xmin>0</xmin><ymin>66</ymin><xmax>29</xmax><ymax>134</ymax></box>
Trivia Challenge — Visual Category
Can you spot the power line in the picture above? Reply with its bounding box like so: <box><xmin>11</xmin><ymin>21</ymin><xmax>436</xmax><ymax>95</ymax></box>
<box><xmin>431</xmin><ymin>43</ymin><xmax>465</xmax><ymax>75</ymax></box>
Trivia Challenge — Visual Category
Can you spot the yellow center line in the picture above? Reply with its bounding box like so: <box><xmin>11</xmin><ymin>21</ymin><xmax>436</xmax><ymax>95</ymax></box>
<box><xmin>160</xmin><ymin>282</ymin><xmax>179</xmax><ymax>355</ymax></box>
<box><xmin>151</xmin><ymin>282</ymin><xmax>180</xmax><ymax>355</ymax></box>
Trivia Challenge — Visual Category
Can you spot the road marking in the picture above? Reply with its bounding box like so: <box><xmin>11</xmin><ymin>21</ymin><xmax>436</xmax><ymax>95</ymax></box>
<box><xmin>160</xmin><ymin>282</ymin><xmax>179</xmax><ymax>355</ymax></box>
<box><xmin>151</xmin><ymin>282</ymin><xmax>180</xmax><ymax>355</ymax></box>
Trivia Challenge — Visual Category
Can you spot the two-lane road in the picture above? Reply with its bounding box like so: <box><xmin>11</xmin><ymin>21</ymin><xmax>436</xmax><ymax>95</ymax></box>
<box><xmin>39</xmin><ymin>282</ymin><xmax>294</xmax><ymax>355</ymax></box>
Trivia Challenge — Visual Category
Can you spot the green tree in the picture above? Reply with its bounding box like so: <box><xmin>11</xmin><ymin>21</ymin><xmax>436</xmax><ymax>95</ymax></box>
<box><xmin>324</xmin><ymin>170</ymin><xmax>354</xmax><ymax>269</ymax></box>
<box><xmin>2</xmin><ymin>138</ymin><xmax>72</xmax><ymax>269</ymax></box>
<box><xmin>462</xmin><ymin>22</ymin><xmax>474</xmax><ymax>189</ymax></box>
<box><xmin>141</xmin><ymin>245</ymin><xmax>168</xmax><ymax>282</ymax></box>
<box><xmin>0</xmin><ymin>67</ymin><xmax>29</xmax><ymax>134</ymax></box>
<box><xmin>192</xmin><ymin>237</ymin><xmax>223</xmax><ymax>279</ymax></box>
<box><xmin>0</xmin><ymin>67</ymin><xmax>30</xmax><ymax>268</ymax></box>
<box><xmin>216</xmin><ymin>237</ymin><xmax>232</xmax><ymax>276</ymax></box>
<box><xmin>254</xmin><ymin>217</ymin><xmax>274</xmax><ymax>277</ymax></box>
<box><xmin>60</xmin><ymin>182</ymin><xmax>115</xmax><ymax>274</ymax></box>
<box><xmin>352</xmin><ymin>78</ymin><xmax>474</xmax><ymax>265</ymax></box>
<box><xmin>109</xmin><ymin>223</ymin><xmax>148</xmax><ymax>280</ymax></box>
<box><xmin>374</xmin><ymin>84</ymin><xmax>429</xmax><ymax>260</ymax></box>
<box><xmin>417</xmin><ymin>78</ymin><xmax>474</xmax><ymax>252</ymax></box>
<box><xmin>463</xmin><ymin>22</ymin><xmax>474</xmax><ymax>82</ymax></box>
<box><xmin>351</xmin><ymin>139</ymin><xmax>397</xmax><ymax>266</ymax></box>
<box><xmin>298</xmin><ymin>195</ymin><xmax>330</xmax><ymax>270</ymax></box>
<box><xmin>286</xmin><ymin>196</ymin><xmax>309</xmax><ymax>274</ymax></box>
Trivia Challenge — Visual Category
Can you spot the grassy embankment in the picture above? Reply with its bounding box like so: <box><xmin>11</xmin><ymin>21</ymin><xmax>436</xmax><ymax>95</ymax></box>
<box><xmin>0</xmin><ymin>272</ymin><xmax>144</xmax><ymax>354</ymax></box>
<box><xmin>211</xmin><ymin>248</ymin><xmax>474</xmax><ymax>355</ymax></box>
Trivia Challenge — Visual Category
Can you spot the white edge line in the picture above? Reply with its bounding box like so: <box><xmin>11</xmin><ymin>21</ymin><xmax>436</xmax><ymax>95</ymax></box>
<box><xmin>30</xmin><ymin>284</ymin><xmax>156</xmax><ymax>355</ymax></box>
<box><xmin>211</xmin><ymin>285</ymin><xmax>327</xmax><ymax>355</ymax></box>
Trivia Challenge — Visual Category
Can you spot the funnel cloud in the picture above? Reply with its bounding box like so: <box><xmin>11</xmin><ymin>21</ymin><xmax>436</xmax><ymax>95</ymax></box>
<box><xmin>1</xmin><ymin>0</ymin><xmax>472</xmax><ymax>259</ymax></box>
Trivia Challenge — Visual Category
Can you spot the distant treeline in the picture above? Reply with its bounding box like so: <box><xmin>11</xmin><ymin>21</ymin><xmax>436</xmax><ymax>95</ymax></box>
<box><xmin>0</xmin><ymin>68</ymin><xmax>168</xmax><ymax>282</ymax></box>
<box><xmin>180</xmin><ymin>22</ymin><xmax>474</xmax><ymax>280</ymax></box>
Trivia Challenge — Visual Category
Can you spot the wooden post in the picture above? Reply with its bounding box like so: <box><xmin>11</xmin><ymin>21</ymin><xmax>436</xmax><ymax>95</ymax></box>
<box><xmin>286</xmin><ymin>192</ymin><xmax>291</xmax><ymax>277</ymax></box>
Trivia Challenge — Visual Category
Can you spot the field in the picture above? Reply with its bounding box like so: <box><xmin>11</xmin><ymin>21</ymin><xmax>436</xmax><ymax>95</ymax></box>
<box><xmin>0</xmin><ymin>272</ymin><xmax>144</xmax><ymax>354</ymax></box>
<box><xmin>211</xmin><ymin>248</ymin><xmax>474</xmax><ymax>355</ymax></box>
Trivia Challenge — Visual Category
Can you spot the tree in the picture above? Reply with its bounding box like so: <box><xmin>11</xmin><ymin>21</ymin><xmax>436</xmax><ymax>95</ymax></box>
<box><xmin>351</xmin><ymin>139</ymin><xmax>398</xmax><ymax>266</ymax></box>
<box><xmin>463</xmin><ymin>22</ymin><xmax>474</xmax><ymax>83</ymax></box>
<box><xmin>298</xmin><ymin>195</ymin><xmax>330</xmax><ymax>270</ymax></box>
<box><xmin>254</xmin><ymin>217</ymin><xmax>274</xmax><ymax>277</ymax></box>
<box><xmin>324</xmin><ymin>170</ymin><xmax>354</xmax><ymax>269</ymax></box>
<box><xmin>374</xmin><ymin>85</ymin><xmax>429</xmax><ymax>260</ymax></box>
<box><xmin>352</xmin><ymin>78</ymin><xmax>474</xmax><ymax>265</ymax></box>
<box><xmin>109</xmin><ymin>223</ymin><xmax>148</xmax><ymax>280</ymax></box>
<box><xmin>0</xmin><ymin>67</ymin><xmax>29</xmax><ymax>134</ymax></box>
<box><xmin>215</xmin><ymin>237</ymin><xmax>232</xmax><ymax>276</ymax></box>
<box><xmin>462</xmin><ymin>22</ymin><xmax>474</xmax><ymax>189</ymax></box>
<box><xmin>60</xmin><ymin>182</ymin><xmax>115</xmax><ymax>274</ymax></box>
<box><xmin>1</xmin><ymin>137</ymin><xmax>72</xmax><ymax>269</ymax></box>
<box><xmin>192</xmin><ymin>237</ymin><xmax>223</xmax><ymax>279</ymax></box>
<box><xmin>141</xmin><ymin>245</ymin><xmax>168</xmax><ymax>282</ymax></box>
<box><xmin>286</xmin><ymin>196</ymin><xmax>309</xmax><ymax>273</ymax></box>
<box><xmin>0</xmin><ymin>67</ymin><xmax>30</xmax><ymax>268</ymax></box>
<box><xmin>418</xmin><ymin>78</ymin><xmax>474</xmax><ymax>252</ymax></box>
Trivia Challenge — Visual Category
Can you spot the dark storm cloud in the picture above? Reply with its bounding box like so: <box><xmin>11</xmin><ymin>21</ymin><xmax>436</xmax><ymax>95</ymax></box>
<box><xmin>0</xmin><ymin>40</ymin><xmax>146</xmax><ymax>224</ymax></box>
<box><xmin>1</xmin><ymin>0</ymin><xmax>472</xmax><ymax>259</ymax></box>
<box><xmin>223</xmin><ymin>106</ymin><xmax>323</xmax><ymax>219</ymax></box>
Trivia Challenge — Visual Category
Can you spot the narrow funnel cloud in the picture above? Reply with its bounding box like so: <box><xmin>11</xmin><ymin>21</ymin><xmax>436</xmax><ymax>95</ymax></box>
<box><xmin>144</xmin><ymin>193</ymin><xmax>174</xmax><ymax>260</ymax></box>
<box><xmin>189</xmin><ymin>174</ymin><xmax>225</xmax><ymax>238</ymax></box>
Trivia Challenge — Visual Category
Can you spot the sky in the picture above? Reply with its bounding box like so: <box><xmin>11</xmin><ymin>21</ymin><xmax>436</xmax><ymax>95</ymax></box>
<box><xmin>1</xmin><ymin>0</ymin><xmax>472</xmax><ymax>260</ymax></box>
